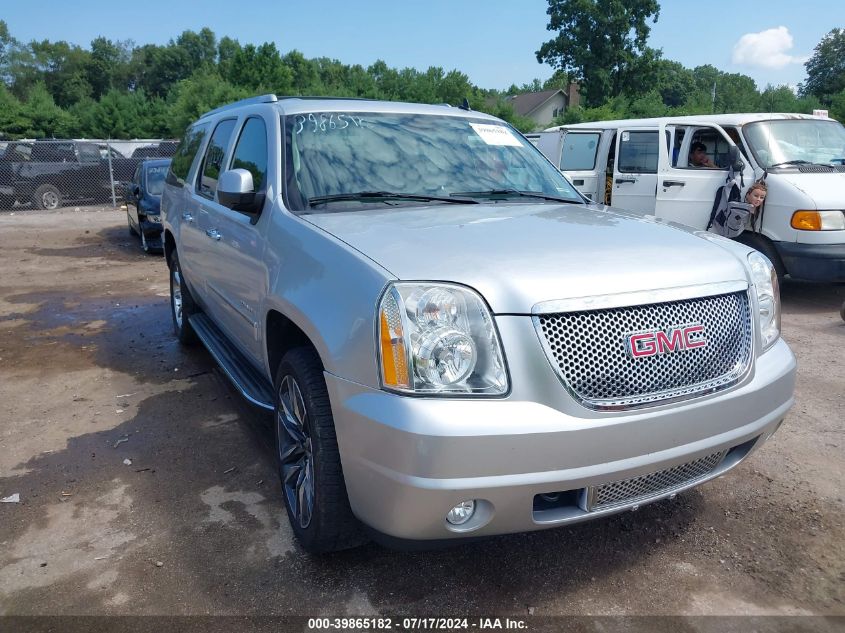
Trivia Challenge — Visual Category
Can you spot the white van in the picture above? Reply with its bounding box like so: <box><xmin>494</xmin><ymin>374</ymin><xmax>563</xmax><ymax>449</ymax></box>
<box><xmin>531</xmin><ymin>114</ymin><xmax>845</xmax><ymax>282</ymax></box>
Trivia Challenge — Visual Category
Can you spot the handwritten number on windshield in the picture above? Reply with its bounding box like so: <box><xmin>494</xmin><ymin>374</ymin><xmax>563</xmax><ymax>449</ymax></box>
<box><xmin>295</xmin><ymin>114</ymin><xmax>364</xmax><ymax>134</ymax></box>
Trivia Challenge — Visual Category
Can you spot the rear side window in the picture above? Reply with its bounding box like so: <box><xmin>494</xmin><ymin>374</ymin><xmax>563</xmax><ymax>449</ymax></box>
<box><xmin>230</xmin><ymin>117</ymin><xmax>268</xmax><ymax>191</ymax></box>
<box><xmin>77</xmin><ymin>144</ymin><xmax>100</xmax><ymax>163</ymax></box>
<box><xmin>167</xmin><ymin>122</ymin><xmax>211</xmax><ymax>187</ymax></box>
<box><xmin>197</xmin><ymin>118</ymin><xmax>237</xmax><ymax>199</ymax></box>
<box><xmin>618</xmin><ymin>131</ymin><xmax>658</xmax><ymax>173</ymax></box>
<box><xmin>560</xmin><ymin>132</ymin><xmax>600</xmax><ymax>170</ymax></box>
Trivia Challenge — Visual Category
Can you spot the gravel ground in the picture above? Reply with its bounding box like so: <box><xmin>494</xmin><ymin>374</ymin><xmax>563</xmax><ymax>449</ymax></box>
<box><xmin>0</xmin><ymin>207</ymin><xmax>842</xmax><ymax>622</ymax></box>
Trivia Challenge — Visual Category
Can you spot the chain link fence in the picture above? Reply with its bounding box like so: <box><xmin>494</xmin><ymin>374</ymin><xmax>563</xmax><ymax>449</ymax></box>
<box><xmin>0</xmin><ymin>139</ymin><xmax>178</xmax><ymax>211</ymax></box>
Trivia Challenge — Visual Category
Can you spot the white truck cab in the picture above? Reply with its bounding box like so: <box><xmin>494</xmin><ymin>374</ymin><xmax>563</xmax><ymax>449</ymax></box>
<box><xmin>531</xmin><ymin>113</ymin><xmax>845</xmax><ymax>282</ymax></box>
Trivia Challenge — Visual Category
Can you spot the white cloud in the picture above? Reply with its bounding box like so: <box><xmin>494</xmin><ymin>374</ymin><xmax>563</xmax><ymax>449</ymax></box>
<box><xmin>732</xmin><ymin>26</ymin><xmax>808</xmax><ymax>69</ymax></box>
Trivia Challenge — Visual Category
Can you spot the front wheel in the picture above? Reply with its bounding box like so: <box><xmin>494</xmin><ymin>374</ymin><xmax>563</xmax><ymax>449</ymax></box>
<box><xmin>33</xmin><ymin>184</ymin><xmax>62</xmax><ymax>210</ymax></box>
<box><xmin>275</xmin><ymin>347</ymin><xmax>364</xmax><ymax>553</ymax></box>
<box><xmin>168</xmin><ymin>250</ymin><xmax>198</xmax><ymax>345</ymax></box>
<box><xmin>127</xmin><ymin>210</ymin><xmax>138</xmax><ymax>236</ymax></box>
<box><xmin>140</xmin><ymin>228</ymin><xmax>151</xmax><ymax>253</ymax></box>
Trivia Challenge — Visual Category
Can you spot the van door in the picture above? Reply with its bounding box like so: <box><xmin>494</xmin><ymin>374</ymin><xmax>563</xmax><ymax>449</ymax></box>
<box><xmin>558</xmin><ymin>129</ymin><xmax>603</xmax><ymax>201</ymax></box>
<box><xmin>654</xmin><ymin>121</ymin><xmax>751</xmax><ymax>229</ymax></box>
<box><xmin>611</xmin><ymin>128</ymin><xmax>659</xmax><ymax>213</ymax></box>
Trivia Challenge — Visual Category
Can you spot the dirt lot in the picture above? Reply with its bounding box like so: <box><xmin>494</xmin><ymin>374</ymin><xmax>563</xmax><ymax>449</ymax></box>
<box><xmin>0</xmin><ymin>207</ymin><xmax>843</xmax><ymax>621</ymax></box>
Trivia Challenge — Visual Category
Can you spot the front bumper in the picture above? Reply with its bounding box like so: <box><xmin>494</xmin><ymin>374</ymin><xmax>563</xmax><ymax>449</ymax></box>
<box><xmin>775</xmin><ymin>241</ymin><xmax>845</xmax><ymax>282</ymax></box>
<box><xmin>326</xmin><ymin>322</ymin><xmax>796</xmax><ymax>542</ymax></box>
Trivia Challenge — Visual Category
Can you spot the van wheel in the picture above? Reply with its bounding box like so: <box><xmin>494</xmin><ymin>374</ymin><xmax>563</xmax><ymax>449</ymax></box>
<box><xmin>168</xmin><ymin>250</ymin><xmax>198</xmax><ymax>345</ymax></box>
<box><xmin>736</xmin><ymin>233</ymin><xmax>786</xmax><ymax>283</ymax></box>
<box><xmin>274</xmin><ymin>347</ymin><xmax>364</xmax><ymax>553</ymax></box>
<box><xmin>33</xmin><ymin>184</ymin><xmax>62</xmax><ymax>210</ymax></box>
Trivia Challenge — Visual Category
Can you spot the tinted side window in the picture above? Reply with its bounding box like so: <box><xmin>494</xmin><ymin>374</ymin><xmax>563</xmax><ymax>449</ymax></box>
<box><xmin>618</xmin><ymin>131</ymin><xmax>658</xmax><ymax>174</ymax></box>
<box><xmin>77</xmin><ymin>144</ymin><xmax>101</xmax><ymax>163</ymax></box>
<box><xmin>560</xmin><ymin>132</ymin><xmax>600</xmax><ymax>170</ymax></box>
<box><xmin>167</xmin><ymin>122</ymin><xmax>211</xmax><ymax>187</ymax></box>
<box><xmin>198</xmin><ymin>118</ymin><xmax>237</xmax><ymax>199</ymax></box>
<box><xmin>230</xmin><ymin>117</ymin><xmax>268</xmax><ymax>191</ymax></box>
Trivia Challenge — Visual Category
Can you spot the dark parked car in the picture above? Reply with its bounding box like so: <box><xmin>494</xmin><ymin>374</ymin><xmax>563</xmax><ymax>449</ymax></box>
<box><xmin>130</xmin><ymin>142</ymin><xmax>179</xmax><ymax>159</ymax></box>
<box><xmin>126</xmin><ymin>159</ymin><xmax>170</xmax><ymax>253</ymax></box>
<box><xmin>0</xmin><ymin>140</ymin><xmax>140</xmax><ymax>209</ymax></box>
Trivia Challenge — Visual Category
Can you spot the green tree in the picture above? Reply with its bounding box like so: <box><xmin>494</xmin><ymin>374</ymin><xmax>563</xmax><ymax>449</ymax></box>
<box><xmin>167</xmin><ymin>72</ymin><xmax>250</xmax><ymax>136</ymax></box>
<box><xmin>19</xmin><ymin>81</ymin><xmax>76</xmax><ymax>137</ymax></box>
<box><xmin>828</xmin><ymin>89</ymin><xmax>845</xmax><ymax>121</ymax></box>
<box><xmin>653</xmin><ymin>59</ymin><xmax>695</xmax><ymax>108</ymax></box>
<box><xmin>0</xmin><ymin>82</ymin><xmax>27</xmax><ymax>138</ymax></box>
<box><xmin>803</xmin><ymin>28</ymin><xmax>845</xmax><ymax>103</ymax></box>
<box><xmin>229</xmin><ymin>42</ymin><xmax>292</xmax><ymax>92</ymax></box>
<box><xmin>536</xmin><ymin>0</ymin><xmax>660</xmax><ymax>107</ymax></box>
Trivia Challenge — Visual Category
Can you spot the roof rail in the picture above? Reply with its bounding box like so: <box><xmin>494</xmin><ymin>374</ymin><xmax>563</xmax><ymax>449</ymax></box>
<box><xmin>200</xmin><ymin>94</ymin><xmax>278</xmax><ymax>119</ymax></box>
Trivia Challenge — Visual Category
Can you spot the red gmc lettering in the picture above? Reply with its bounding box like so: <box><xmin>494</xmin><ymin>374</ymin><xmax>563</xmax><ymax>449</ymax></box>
<box><xmin>629</xmin><ymin>332</ymin><xmax>657</xmax><ymax>358</ymax></box>
<box><xmin>655</xmin><ymin>329</ymin><xmax>683</xmax><ymax>353</ymax></box>
<box><xmin>627</xmin><ymin>325</ymin><xmax>707</xmax><ymax>358</ymax></box>
<box><xmin>683</xmin><ymin>324</ymin><xmax>706</xmax><ymax>349</ymax></box>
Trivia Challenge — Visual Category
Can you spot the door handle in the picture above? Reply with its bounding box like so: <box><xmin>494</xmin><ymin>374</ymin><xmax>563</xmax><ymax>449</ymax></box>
<box><xmin>615</xmin><ymin>177</ymin><xmax>636</xmax><ymax>184</ymax></box>
<box><xmin>662</xmin><ymin>180</ymin><xmax>686</xmax><ymax>187</ymax></box>
<box><xmin>182</xmin><ymin>212</ymin><xmax>194</xmax><ymax>223</ymax></box>
<box><xmin>205</xmin><ymin>228</ymin><xmax>222</xmax><ymax>241</ymax></box>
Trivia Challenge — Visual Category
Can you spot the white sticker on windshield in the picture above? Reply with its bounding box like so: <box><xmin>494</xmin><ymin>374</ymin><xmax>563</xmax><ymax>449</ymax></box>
<box><xmin>470</xmin><ymin>123</ymin><xmax>522</xmax><ymax>147</ymax></box>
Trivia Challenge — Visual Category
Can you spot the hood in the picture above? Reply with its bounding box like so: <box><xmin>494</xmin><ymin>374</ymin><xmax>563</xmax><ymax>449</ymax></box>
<box><xmin>305</xmin><ymin>203</ymin><xmax>750</xmax><ymax>314</ymax></box>
<box><xmin>768</xmin><ymin>171</ymin><xmax>845</xmax><ymax>209</ymax></box>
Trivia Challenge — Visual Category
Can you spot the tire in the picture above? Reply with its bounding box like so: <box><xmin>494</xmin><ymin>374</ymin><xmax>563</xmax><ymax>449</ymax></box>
<box><xmin>140</xmin><ymin>227</ymin><xmax>151</xmax><ymax>254</ymax></box>
<box><xmin>127</xmin><ymin>210</ymin><xmax>138</xmax><ymax>236</ymax></box>
<box><xmin>0</xmin><ymin>195</ymin><xmax>14</xmax><ymax>210</ymax></box>
<box><xmin>735</xmin><ymin>232</ymin><xmax>786</xmax><ymax>283</ymax></box>
<box><xmin>275</xmin><ymin>347</ymin><xmax>364</xmax><ymax>553</ymax></box>
<box><xmin>168</xmin><ymin>250</ymin><xmax>198</xmax><ymax>345</ymax></box>
<box><xmin>32</xmin><ymin>184</ymin><xmax>62</xmax><ymax>210</ymax></box>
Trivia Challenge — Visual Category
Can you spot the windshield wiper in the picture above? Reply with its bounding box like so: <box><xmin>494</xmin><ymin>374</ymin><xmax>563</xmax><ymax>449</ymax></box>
<box><xmin>308</xmin><ymin>191</ymin><xmax>478</xmax><ymax>207</ymax></box>
<box><xmin>450</xmin><ymin>188</ymin><xmax>582</xmax><ymax>203</ymax></box>
<box><xmin>768</xmin><ymin>160</ymin><xmax>813</xmax><ymax>168</ymax></box>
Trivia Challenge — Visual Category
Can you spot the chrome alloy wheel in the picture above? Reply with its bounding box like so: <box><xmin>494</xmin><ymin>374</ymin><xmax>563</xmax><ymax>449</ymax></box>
<box><xmin>277</xmin><ymin>375</ymin><xmax>315</xmax><ymax>529</ymax></box>
<box><xmin>42</xmin><ymin>190</ymin><xmax>60</xmax><ymax>210</ymax></box>
<box><xmin>171</xmin><ymin>269</ymin><xmax>184</xmax><ymax>328</ymax></box>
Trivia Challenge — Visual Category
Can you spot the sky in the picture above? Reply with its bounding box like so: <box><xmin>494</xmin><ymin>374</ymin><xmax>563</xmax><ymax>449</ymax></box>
<box><xmin>2</xmin><ymin>0</ymin><xmax>842</xmax><ymax>92</ymax></box>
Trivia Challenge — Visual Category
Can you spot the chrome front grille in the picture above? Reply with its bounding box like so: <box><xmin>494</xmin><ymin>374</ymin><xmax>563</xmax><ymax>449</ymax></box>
<box><xmin>582</xmin><ymin>450</ymin><xmax>728</xmax><ymax>512</ymax></box>
<box><xmin>535</xmin><ymin>291</ymin><xmax>753</xmax><ymax>409</ymax></box>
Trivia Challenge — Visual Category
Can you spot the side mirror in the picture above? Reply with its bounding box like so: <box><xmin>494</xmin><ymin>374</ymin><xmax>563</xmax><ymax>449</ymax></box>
<box><xmin>132</xmin><ymin>185</ymin><xmax>141</xmax><ymax>198</ymax></box>
<box><xmin>217</xmin><ymin>169</ymin><xmax>264</xmax><ymax>216</ymax></box>
<box><xmin>728</xmin><ymin>145</ymin><xmax>744</xmax><ymax>172</ymax></box>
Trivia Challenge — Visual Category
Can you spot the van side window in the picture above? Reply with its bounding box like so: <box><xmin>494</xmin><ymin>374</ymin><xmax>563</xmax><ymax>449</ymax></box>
<box><xmin>167</xmin><ymin>122</ymin><xmax>212</xmax><ymax>187</ymax></box>
<box><xmin>560</xmin><ymin>132</ymin><xmax>600</xmax><ymax>170</ymax></box>
<box><xmin>618</xmin><ymin>131</ymin><xmax>658</xmax><ymax>173</ymax></box>
<box><xmin>684</xmin><ymin>128</ymin><xmax>729</xmax><ymax>169</ymax></box>
<box><xmin>197</xmin><ymin>118</ymin><xmax>237</xmax><ymax>200</ymax></box>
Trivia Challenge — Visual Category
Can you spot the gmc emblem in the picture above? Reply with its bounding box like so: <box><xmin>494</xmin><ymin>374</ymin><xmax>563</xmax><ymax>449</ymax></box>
<box><xmin>625</xmin><ymin>324</ymin><xmax>707</xmax><ymax>359</ymax></box>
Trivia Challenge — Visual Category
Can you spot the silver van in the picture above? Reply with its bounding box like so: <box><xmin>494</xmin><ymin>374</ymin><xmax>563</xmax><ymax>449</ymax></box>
<box><xmin>162</xmin><ymin>96</ymin><xmax>796</xmax><ymax>552</ymax></box>
<box><xmin>531</xmin><ymin>113</ymin><xmax>845</xmax><ymax>282</ymax></box>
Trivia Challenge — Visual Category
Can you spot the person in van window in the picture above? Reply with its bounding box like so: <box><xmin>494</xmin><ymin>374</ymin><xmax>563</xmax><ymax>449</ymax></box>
<box><xmin>745</xmin><ymin>180</ymin><xmax>767</xmax><ymax>212</ymax></box>
<box><xmin>689</xmin><ymin>141</ymin><xmax>717</xmax><ymax>168</ymax></box>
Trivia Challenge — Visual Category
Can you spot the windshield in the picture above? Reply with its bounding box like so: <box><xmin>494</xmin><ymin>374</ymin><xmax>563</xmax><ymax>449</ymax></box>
<box><xmin>283</xmin><ymin>111</ymin><xmax>582</xmax><ymax>212</ymax></box>
<box><xmin>743</xmin><ymin>119</ymin><xmax>845</xmax><ymax>168</ymax></box>
<box><xmin>145</xmin><ymin>164</ymin><xmax>169</xmax><ymax>196</ymax></box>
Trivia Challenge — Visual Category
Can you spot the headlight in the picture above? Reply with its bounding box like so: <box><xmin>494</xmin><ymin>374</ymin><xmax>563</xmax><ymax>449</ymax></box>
<box><xmin>790</xmin><ymin>210</ymin><xmax>845</xmax><ymax>231</ymax></box>
<box><xmin>378</xmin><ymin>282</ymin><xmax>508</xmax><ymax>395</ymax></box>
<box><xmin>145</xmin><ymin>214</ymin><xmax>161</xmax><ymax>223</ymax></box>
<box><xmin>747</xmin><ymin>252</ymin><xmax>780</xmax><ymax>351</ymax></box>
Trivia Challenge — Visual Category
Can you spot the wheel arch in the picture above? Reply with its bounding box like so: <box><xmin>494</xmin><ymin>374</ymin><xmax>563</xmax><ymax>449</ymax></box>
<box><xmin>265</xmin><ymin>309</ymin><xmax>323</xmax><ymax>386</ymax></box>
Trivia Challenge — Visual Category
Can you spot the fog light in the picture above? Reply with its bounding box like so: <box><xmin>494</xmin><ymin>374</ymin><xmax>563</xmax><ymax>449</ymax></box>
<box><xmin>446</xmin><ymin>500</ymin><xmax>476</xmax><ymax>525</ymax></box>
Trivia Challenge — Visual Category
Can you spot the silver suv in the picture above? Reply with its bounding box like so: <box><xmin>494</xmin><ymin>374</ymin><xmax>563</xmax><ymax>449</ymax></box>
<box><xmin>162</xmin><ymin>95</ymin><xmax>796</xmax><ymax>553</ymax></box>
